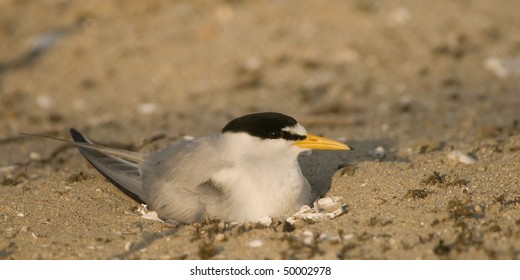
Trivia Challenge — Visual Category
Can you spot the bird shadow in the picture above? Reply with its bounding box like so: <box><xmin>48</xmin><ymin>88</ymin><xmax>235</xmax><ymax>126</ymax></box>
<box><xmin>299</xmin><ymin>138</ymin><xmax>408</xmax><ymax>196</ymax></box>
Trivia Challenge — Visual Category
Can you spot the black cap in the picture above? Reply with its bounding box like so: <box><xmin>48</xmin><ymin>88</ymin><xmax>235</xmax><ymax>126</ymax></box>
<box><xmin>222</xmin><ymin>112</ymin><xmax>306</xmax><ymax>141</ymax></box>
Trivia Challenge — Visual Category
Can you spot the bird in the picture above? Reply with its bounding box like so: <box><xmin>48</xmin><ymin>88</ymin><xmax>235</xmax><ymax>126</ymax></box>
<box><xmin>67</xmin><ymin>112</ymin><xmax>353</xmax><ymax>223</ymax></box>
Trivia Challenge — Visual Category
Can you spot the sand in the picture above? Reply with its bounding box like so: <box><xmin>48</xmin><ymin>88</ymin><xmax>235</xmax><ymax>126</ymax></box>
<box><xmin>1</xmin><ymin>0</ymin><xmax>519</xmax><ymax>259</ymax></box>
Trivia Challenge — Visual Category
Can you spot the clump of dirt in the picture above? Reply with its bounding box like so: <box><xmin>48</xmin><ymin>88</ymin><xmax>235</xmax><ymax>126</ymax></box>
<box><xmin>421</xmin><ymin>172</ymin><xmax>469</xmax><ymax>189</ymax></box>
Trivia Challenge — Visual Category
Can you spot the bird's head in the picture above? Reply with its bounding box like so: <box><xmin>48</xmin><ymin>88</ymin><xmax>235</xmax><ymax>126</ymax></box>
<box><xmin>221</xmin><ymin>112</ymin><xmax>353</xmax><ymax>158</ymax></box>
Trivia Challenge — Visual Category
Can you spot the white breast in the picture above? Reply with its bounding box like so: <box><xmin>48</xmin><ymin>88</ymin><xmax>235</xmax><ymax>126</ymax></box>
<box><xmin>211</xmin><ymin>159</ymin><xmax>313</xmax><ymax>222</ymax></box>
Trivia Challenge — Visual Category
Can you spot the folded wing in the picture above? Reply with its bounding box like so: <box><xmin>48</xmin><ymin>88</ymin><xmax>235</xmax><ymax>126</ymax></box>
<box><xmin>69</xmin><ymin>128</ymin><xmax>145</xmax><ymax>203</ymax></box>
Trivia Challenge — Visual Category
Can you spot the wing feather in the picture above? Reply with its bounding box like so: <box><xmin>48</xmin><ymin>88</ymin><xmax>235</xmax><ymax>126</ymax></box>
<box><xmin>69</xmin><ymin>129</ymin><xmax>145</xmax><ymax>202</ymax></box>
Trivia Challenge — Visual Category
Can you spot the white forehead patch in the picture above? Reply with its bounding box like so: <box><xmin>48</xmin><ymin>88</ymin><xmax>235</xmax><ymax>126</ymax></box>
<box><xmin>283</xmin><ymin>123</ymin><xmax>307</xmax><ymax>137</ymax></box>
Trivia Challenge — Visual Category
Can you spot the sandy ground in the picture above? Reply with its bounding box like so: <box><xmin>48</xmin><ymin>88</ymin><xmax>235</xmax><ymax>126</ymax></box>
<box><xmin>1</xmin><ymin>0</ymin><xmax>520</xmax><ymax>259</ymax></box>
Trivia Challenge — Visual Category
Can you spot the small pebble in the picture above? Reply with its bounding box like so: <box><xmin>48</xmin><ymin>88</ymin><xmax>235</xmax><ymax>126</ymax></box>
<box><xmin>389</xmin><ymin>7</ymin><xmax>411</xmax><ymax>25</ymax></box>
<box><xmin>302</xmin><ymin>230</ymin><xmax>314</xmax><ymax>245</ymax></box>
<box><xmin>29</xmin><ymin>152</ymin><xmax>41</xmax><ymax>161</ymax></box>
<box><xmin>31</xmin><ymin>30</ymin><xmax>68</xmax><ymax>54</ymax></box>
<box><xmin>258</xmin><ymin>216</ymin><xmax>272</xmax><ymax>227</ymax></box>
<box><xmin>318</xmin><ymin>232</ymin><xmax>339</xmax><ymax>242</ymax></box>
<box><xmin>369</xmin><ymin>146</ymin><xmax>386</xmax><ymax>160</ymax></box>
<box><xmin>137</xmin><ymin>103</ymin><xmax>158</xmax><ymax>115</ymax></box>
<box><xmin>36</xmin><ymin>95</ymin><xmax>54</xmax><ymax>110</ymax></box>
<box><xmin>448</xmin><ymin>150</ymin><xmax>476</xmax><ymax>164</ymax></box>
<box><xmin>0</xmin><ymin>165</ymin><xmax>18</xmax><ymax>174</ymax></box>
<box><xmin>215</xmin><ymin>233</ymin><xmax>226</xmax><ymax>241</ymax></box>
<box><xmin>244</xmin><ymin>56</ymin><xmax>263</xmax><ymax>71</ymax></box>
<box><xmin>484</xmin><ymin>57</ymin><xmax>508</xmax><ymax>78</ymax></box>
<box><xmin>248</xmin><ymin>239</ymin><xmax>264</xmax><ymax>248</ymax></box>
<box><xmin>342</xmin><ymin>233</ymin><xmax>354</xmax><ymax>240</ymax></box>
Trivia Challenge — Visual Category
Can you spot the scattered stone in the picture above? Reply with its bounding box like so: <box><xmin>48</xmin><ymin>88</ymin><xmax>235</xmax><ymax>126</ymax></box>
<box><xmin>257</xmin><ymin>216</ymin><xmax>272</xmax><ymax>227</ymax></box>
<box><xmin>389</xmin><ymin>7</ymin><xmax>411</xmax><ymax>25</ymax></box>
<box><xmin>484</xmin><ymin>56</ymin><xmax>520</xmax><ymax>78</ymax></box>
<box><xmin>318</xmin><ymin>232</ymin><xmax>339</xmax><ymax>242</ymax></box>
<box><xmin>137</xmin><ymin>103</ymin><xmax>159</xmax><ymax>115</ymax></box>
<box><xmin>29</xmin><ymin>152</ymin><xmax>42</xmax><ymax>161</ymax></box>
<box><xmin>448</xmin><ymin>150</ymin><xmax>476</xmax><ymax>164</ymax></box>
<box><xmin>36</xmin><ymin>95</ymin><xmax>54</xmax><ymax>110</ymax></box>
<box><xmin>302</xmin><ymin>230</ymin><xmax>314</xmax><ymax>245</ymax></box>
<box><xmin>248</xmin><ymin>239</ymin><xmax>264</xmax><ymax>248</ymax></box>
<box><xmin>244</xmin><ymin>56</ymin><xmax>263</xmax><ymax>72</ymax></box>
<box><xmin>0</xmin><ymin>165</ymin><xmax>18</xmax><ymax>174</ymax></box>
<box><xmin>369</xmin><ymin>146</ymin><xmax>386</xmax><ymax>160</ymax></box>
<box><xmin>342</xmin><ymin>233</ymin><xmax>354</xmax><ymax>240</ymax></box>
<box><xmin>31</xmin><ymin>29</ymin><xmax>69</xmax><ymax>54</ymax></box>
<box><xmin>215</xmin><ymin>233</ymin><xmax>226</xmax><ymax>242</ymax></box>
<box><xmin>124</xmin><ymin>242</ymin><xmax>132</xmax><ymax>251</ymax></box>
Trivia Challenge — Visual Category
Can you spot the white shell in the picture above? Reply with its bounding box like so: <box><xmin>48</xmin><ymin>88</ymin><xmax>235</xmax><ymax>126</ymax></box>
<box><xmin>287</xmin><ymin>196</ymin><xmax>347</xmax><ymax>223</ymax></box>
<box><xmin>137</xmin><ymin>204</ymin><xmax>163</xmax><ymax>222</ymax></box>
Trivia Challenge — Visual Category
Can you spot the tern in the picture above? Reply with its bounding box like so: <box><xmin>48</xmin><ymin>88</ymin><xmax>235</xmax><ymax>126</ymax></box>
<box><xmin>67</xmin><ymin>112</ymin><xmax>352</xmax><ymax>223</ymax></box>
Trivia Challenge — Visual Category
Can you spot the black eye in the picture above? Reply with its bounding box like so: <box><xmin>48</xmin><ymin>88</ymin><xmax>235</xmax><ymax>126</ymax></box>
<box><xmin>268</xmin><ymin>130</ymin><xmax>281</xmax><ymax>139</ymax></box>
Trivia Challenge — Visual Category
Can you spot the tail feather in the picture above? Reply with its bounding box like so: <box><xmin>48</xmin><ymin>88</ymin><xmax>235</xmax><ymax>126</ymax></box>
<box><xmin>69</xmin><ymin>128</ymin><xmax>145</xmax><ymax>203</ymax></box>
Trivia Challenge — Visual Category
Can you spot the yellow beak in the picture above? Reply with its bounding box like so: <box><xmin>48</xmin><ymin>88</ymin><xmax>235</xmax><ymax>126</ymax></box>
<box><xmin>293</xmin><ymin>133</ymin><xmax>353</xmax><ymax>150</ymax></box>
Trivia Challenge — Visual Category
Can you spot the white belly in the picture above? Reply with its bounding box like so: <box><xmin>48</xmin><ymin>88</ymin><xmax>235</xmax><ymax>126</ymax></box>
<box><xmin>211</xmin><ymin>161</ymin><xmax>313</xmax><ymax>222</ymax></box>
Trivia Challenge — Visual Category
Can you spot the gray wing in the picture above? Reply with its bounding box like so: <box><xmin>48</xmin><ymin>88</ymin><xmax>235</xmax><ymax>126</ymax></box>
<box><xmin>139</xmin><ymin>135</ymin><xmax>232</xmax><ymax>223</ymax></box>
<box><xmin>69</xmin><ymin>128</ymin><xmax>145</xmax><ymax>203</ymax></box>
